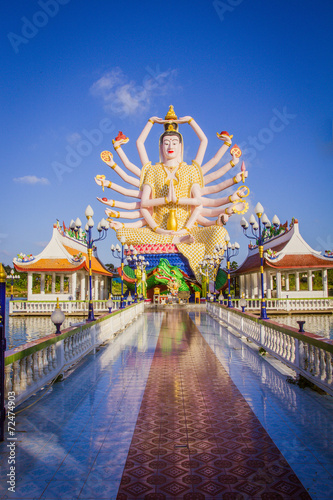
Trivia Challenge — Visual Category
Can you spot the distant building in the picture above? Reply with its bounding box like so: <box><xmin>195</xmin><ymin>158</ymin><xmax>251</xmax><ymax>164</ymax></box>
<box><xmin>13</xmin><ymin>222</ymin><xmax>112</xmax><ymax>301</ymax></box>
<box><xmin>232</xmin><ymin>220</ymin><xmax>333</xmax><ymax>299</ymax></box>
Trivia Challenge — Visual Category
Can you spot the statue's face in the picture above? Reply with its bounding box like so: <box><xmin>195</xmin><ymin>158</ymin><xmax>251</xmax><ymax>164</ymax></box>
<box><xmin>161</xmin><ymin>135</ymin><xmax>181</xmax><ymax>161</ymax></box>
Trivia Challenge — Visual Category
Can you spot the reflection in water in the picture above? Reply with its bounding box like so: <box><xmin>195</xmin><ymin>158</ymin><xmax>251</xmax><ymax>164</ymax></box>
<box><xmin>271</xmin><ymin>314</ymin><xmax>333</xmax><ymax>339</ymax></box>
<box><xmin>7</xmin><ymin>315</ymin><xmax>85</xmax><ymax>350</ymax></box>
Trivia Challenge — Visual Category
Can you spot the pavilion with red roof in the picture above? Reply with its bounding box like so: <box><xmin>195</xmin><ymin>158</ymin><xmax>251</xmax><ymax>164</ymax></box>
<box><xmin>232</xmin><ymin>219</ymin><xmax>333</xmax><ymax>299</ymax></box>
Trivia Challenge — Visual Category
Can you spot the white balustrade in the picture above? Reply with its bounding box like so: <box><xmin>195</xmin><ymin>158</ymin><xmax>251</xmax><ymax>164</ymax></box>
<box><xmin>4</xmin><ymin>302</ymin><xmax>144</xmax><ymax>407</ymax></box>
<box><xmin>207</xmin><ymin>302</ymin><xmax>333</xmax><ymax>396</ymax></box>
<box><xmin>221</xmin><ymin>298</ymin><xmax>333</xmax><ymax>312</ymax></box>
<box><xmin>9</xmin><ymin>298</ymin><xmax>123</xmax><ymax>315</ymax></box>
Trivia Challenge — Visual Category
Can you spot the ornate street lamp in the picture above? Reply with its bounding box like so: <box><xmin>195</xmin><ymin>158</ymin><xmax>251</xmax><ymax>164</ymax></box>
<box><xmin>6</xmin><ymin>269</ymin><xmax>20</xmax><ymax>300</ymax></box>
<box><xmin>221</xmin><ymin>237</ymin><xmax>240</xmax><ymax>308</ymax></box>
<box><xmin>106</xmin><ymin>293</ymin><xmax>113</xmax><ymax>313</ymax></box>
<box><xmin>0</xmin><ymin>263</ymin><xmax>6</xmax><ymax>441</ymax></box>
<box><xmin>51</xmin><ymin>298</ymin><xmax>65</xmax><ymax>334</ymax></box>
<box><xmin>73</xmin><ymin>206</ymin><xmax>109</xmax><ymax>322</ymax></box>
<box><xmin>240</xmin><ymin>202</ymin><xmax>280</xmax><ymax>320</ymax></box>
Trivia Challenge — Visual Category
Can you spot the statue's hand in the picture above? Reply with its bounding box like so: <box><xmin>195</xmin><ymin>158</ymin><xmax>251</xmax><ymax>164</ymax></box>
<box><xmin>172</xmin><ymin>229</ymin><xmax>188</xmax><ymax>236</ymax></box>
<box><xmin>226</xmin><ymin>202</ymin><xmax>246</xmax><ymax>215</ymax></box>
<box><xmin>155</xmin><ymin>227</ymin><xmax>175</xmax><ymax>235</ymax></box>
<box><xmin>149</xmin><ymin>116</ymin><xmax>164</xmax><ymax>124</ymax></box>
<box><xmin>234</xmin><ymin>171</ymin><xmax>248</xmax><ymax>183</ymax></box>
<box><xmin>231</xmin><ymin>153</ymin><xmax>240</xmax><ymax>166</ymax></box>
<box><xmin>230</xmin><ymin>186</ymin><xmax>247</xmax><ymax>202</ymax></box>
<box><xmin>218</xmin><ymin>214</ymin><xmax>229</xmax><ymax>225</ymax></box>
<box><xmin>220</xmin><ymin>133</ymin><xmax>232</xmax><ymax>143</ymax></box>
<box><xmin>108</xmin><ymin>221</ymin><xmax>122</xmax><ymax>230</ymax></box>
<box><xmin>167</xmin><ymin>181</ymin><xmax>177</xmax><ymax>203</ymax></box>
<box><xmin>95</xmin><ymin>175</ymin><xmax>108</xmax><ymax>187</ymax></box>
<box><xmin>177</xmin><ymin>116</ymin><xmax>192</xmax><ymax>124</ymax></box>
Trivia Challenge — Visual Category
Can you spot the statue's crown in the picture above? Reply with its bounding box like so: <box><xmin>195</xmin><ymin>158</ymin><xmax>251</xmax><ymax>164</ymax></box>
<box><xmin>164</xmin><ymin>105</ymin><xmax>179</xmax><ymax>133</ymax></box>
<box><xmin>165</xmin><ymin>105</ymin><xmax>177</xmax><ymax>121</ymax></box>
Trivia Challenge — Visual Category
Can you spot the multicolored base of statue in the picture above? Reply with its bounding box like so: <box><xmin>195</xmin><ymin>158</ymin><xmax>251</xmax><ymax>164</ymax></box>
<box><xmin>121</xmin><ymin>257</ymin><xmax>227</xmax><ymax>300</ymax></box>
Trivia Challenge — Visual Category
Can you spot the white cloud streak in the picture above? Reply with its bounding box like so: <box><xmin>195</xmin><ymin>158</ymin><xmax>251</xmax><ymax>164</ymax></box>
<box><xmin>90</xmin><ymin>66</ymin><xmax>178</xmax><ymax>117</ymax></box>
<box><xmin>13</xmin><ymin>175</ymin><xmax>50</xmax><ymax>185</ymax></box>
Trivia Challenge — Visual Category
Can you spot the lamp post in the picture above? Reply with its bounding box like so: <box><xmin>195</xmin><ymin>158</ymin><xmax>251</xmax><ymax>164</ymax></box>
<box><xmin>72</xmin><ymin>206</ymin><xmax>109</xmax><ymax>322</ymax></box>
<box><xmin>240</xmin><ymin>203</ymin><xmax>280</xmax><ymax>320</ymax></box>
<box><xmin>0</xmin><ymin>263</ymin><xmax>6</xmax><ymax>441</ymax></box>
<box><xmin>221</xmin><ymin>238</ymin><xmax>240</xmax><ymax>308</ymax></box>
<box><xmin>51</xmin><ymin>298</ymin><xmax>65</xmax><ymax>334</ymax></box>
<box><xmin>6</xmin><ymin>269</ymin><xmax>20</xmax><ymax>300</ymax></box>
<box><xmin>106</xmin><ymin>293</ymin><xmax>113</xmax><ymax>313</ymax></box>
<box><xmin>111</xmin><ymin>236</ymin><xmax>127</xmax><ymax>309</ymax></box>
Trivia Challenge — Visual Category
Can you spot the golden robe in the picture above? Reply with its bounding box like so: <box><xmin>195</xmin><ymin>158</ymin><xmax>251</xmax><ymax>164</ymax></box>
<box><xmin>116</xmin><ymin>161</ymin><xmax>227</xmax><ymax>282</ymax></box>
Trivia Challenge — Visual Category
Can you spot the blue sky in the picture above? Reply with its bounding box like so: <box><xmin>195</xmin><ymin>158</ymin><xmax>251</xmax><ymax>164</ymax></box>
<box><xmin>1</xmin><ymin>0</ymin><xmax>332</xmax><ymax>268</ymax></box>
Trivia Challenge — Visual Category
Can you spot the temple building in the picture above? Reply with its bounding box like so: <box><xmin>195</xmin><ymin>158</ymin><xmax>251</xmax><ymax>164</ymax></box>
<box><xmin>13</xmin><ymin>222</ymin><xmax>112</xmax><ymax>301</ymax></box>
<box><xmin>232</xmin><ymin>219</ymin><xmax>333</xmax><ymax>299</ymax></box>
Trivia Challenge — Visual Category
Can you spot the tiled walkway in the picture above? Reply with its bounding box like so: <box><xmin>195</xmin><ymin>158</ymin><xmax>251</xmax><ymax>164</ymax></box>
<box><xmin>0</xmin><ymin>308</ymin><xmax>332</xmax><ymax>499</ymax></box>
<box><xmin>117</xmin><ymin>310</ymin><xmax>309</xmax><ymax>499</ymax></box>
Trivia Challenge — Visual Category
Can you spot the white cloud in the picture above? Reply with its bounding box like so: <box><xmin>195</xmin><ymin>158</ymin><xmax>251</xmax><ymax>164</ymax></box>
<box><xmin>90</xmin><ymin>66</ymin><xmax>178</xmax><ymax>117</ymax></box>
<box><xmin>35</xmin><ymin>241</ymin><xmax>49</xmax><ymax>248</ymax></box>
<box><xmin>13</xmin><ymin>175</ymin><xmax>50</xmax><ymax>185</ymax></box>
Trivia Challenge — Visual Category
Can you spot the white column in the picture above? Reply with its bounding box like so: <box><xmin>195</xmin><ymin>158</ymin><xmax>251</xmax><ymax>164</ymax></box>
<box><xmin>276</xmin><ymin>271</ymin><xmax>282</xmax><ymax>298</ymax></box>
<box><xmin>239</xmin><ymin>275</ymin><xmax>245</xmax><ymax>297</ymax></box>
<box><xmin>100</xmin><ymin>277</ymin><xmax>105</xmax><ymax>300</ymax></box>
<box><xmin>80</xmin><ymin>274</ymin><xmax>86</xmax><ymax>300</ymax></box>
<box><xmin>285</xmin><ymin>273</ymin><xmax>289</xmax><ymax>291</ymax></box>
<box><xmin>51</xmin><ymin>273</ymin><xmax>56</xmax><ymax>294</ymax></box>
<box><xmin>94</xmin><ymin>275</ymin><xmax>99</xmax><ymax>300</ymax></box>
<box><xmin>266</xmin><ymin>271</ymin><xmax>271</xmax><ymax>298</ymax></box>
<box><xmin>253</xmin><ymin>273</ymin><xmax>259</xmax><ymax>298</ymax></box>
<box><xmin>308</xmin><ymin>270</ymin><xmax>313</xmax><ymax>292</ymax></box>
<box><xmin>244</xmin><ymin>275</ymin><xmax>249</xmax><ymax>298</ymax></box>
<box><xmin>296</xmin><ymin>271</ymin><xmax>300</xmax><ymax>291</ymax></box>
<box><xmin>60</xmin><ymin>274</ymin><xmax>64</xmax><ymax>293</ymax></box>
<box><xmin>40</xmin><ymin>273</ymin><xmax>45</xmax><ymax>295</ymax></box>
<box><xmin>323</xmin><ymin>269</ymin><xmax>328</xmax><ymax>297</ymax></box>
<box><xmin>27</xmin><ymin>273</ymin><xmax>33</xmax><ymax>299</ymax></box>
<box><xmin>71</xmin><ymin>273</ymin><xmax>77</xmax><ymax>298</ymax></box>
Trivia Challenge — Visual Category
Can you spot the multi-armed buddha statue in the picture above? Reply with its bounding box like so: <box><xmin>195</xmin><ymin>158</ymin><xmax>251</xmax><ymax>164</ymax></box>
<box><xmin>95</xmin><ymin>106</ymin><xmax>249</xmax><ymax>285</ymax></box>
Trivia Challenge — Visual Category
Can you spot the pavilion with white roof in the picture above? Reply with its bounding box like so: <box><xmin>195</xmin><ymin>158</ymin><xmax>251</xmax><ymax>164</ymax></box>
<box><xmin>13</xmin><ymin>222</ymin><xmax>112</xmax><ymax>301</ymax></box>
<box><xmin>232</xmin><ymin>219</ymin><xmax>333</xmax><ymax>299</ymax></box>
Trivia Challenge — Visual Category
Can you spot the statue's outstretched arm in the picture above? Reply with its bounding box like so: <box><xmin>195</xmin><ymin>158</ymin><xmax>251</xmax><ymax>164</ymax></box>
<box><xmin>136</xmin><ymin>116</ymin><xmax>164</xmax><ymax>166</ymax></box>
<box><xmin>99</xmin><ymin>154</ymin><xmax>140</xmax><ymax>187</ymax></box>
<box><xmin>97</xmin><ymin>198</ymin><xmax>140</xmax><ymax>210</ymax></box>
<box><xmin>107</xmin><ymin>219</ymin><xmax>147</xmax><ymax>231</ymax></box>
<box><xmin>201</xmin><ymin>186</ymin><xmax>248</xmax><ymax>208</ymax></box>
<box><xmin>177</xmin><ymin>116</ymin><xmax>208</xmax><ymax>166</ymax></box>
<box><xmin>201</xmin><ymin>170</ymin><xmax>248</xmax><ymax>196</ymax></box>
<box><xmin>197</xmin><ymin>215</ymin><xmax>217</xmax><ymax>227</ymax></box>
<box><xmin>95</xmin><ymin>176</ymin><xmax>141</xmax><ymax>198</ymax></box>
<box><xmin>105</xmin><ymin>208</ymin><xmax>141</xmax><ymax>219</ymax></box>
<box><xmin>113</xmin><ymin>144</ymin><xmax>141</xmax><ymax>177</ymax></box>
<box><xmin>202</xmin><ymin>202</ymin><xmax>247</xmax><ymax>218</ymax></box>
<box><xmin>203</xmin><ymin>154</ymin><xmax>240</xmax><ymax>185</ymax></box>
<box><xmin>201</xmin><ymin>133</ymin><xmax>233</xmax><ymax>174</ymax></box>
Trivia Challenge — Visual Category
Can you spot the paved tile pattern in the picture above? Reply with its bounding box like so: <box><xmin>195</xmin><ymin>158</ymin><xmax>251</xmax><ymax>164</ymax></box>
<box><xmin>117</xmin><ymin>310</ymin><xmax>310</xmax><ymax>499</ymax></box>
